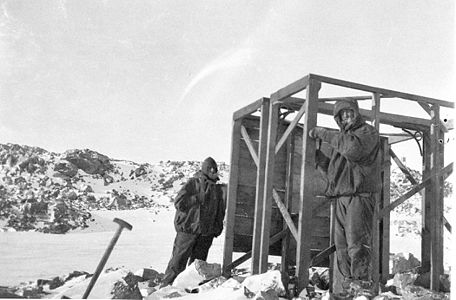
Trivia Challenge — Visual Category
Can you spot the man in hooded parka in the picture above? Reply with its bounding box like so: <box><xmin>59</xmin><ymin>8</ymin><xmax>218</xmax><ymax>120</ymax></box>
<box><xmin>309</xmin><ymin>99</ymin><xmax>381</xmax><ymax>293</ymax></box>
<box><xmin>160</xmin><ymin>157</ymin><xmax>226</xmax><ymax>287</ymax></box>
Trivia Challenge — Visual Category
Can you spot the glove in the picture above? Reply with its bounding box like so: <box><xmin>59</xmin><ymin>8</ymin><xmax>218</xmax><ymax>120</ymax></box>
<box><xmin>308</xmin><ymin>127</ymin><xmax>327</xmax><ymax>140</ymax></box>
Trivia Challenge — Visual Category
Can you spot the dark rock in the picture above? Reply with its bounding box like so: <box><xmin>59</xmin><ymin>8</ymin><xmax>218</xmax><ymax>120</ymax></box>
<box><xmin>63</xmin><ymin>149</ymin><xmax>113</xmax><ymax>176</ymax></box>
<box><xmin>67</xmin><ymin>191</ymin><xmax>78</xmax><ymax>200</ymax></box>
<box><xmin>64</xmin><ymin>270</ymin><xmax>90</xmax><ymax>282</ymax></box>
<box><xmin>54</xmin><ymin>161</ymin><xmax>78</xmax><ymax>178</ymax></box>
<box><xmin>111</xmin><ymin>272</ymin><xmax>142</xmax><ymax>299</ymax></box>
<box><xmin>391</xmin><ymin>253</ymin><xmax>420</xmax><ymax>274</ymax></box>
<box><xmin>48</xmin><ymin>276</ymin><xmax>65</xmax><ymax>289</ymax></box>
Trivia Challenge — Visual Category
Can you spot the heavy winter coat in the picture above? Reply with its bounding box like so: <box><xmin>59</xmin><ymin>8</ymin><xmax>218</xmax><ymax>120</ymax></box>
<box><xmin>317</xmin><ymin>100</ymin><xmax>382</xmax><ymax>197</ymax></box>
<box><xmin>173</xmin><ymin>172</ymin><xmax>225</xmax><ymax>237</ymax></box>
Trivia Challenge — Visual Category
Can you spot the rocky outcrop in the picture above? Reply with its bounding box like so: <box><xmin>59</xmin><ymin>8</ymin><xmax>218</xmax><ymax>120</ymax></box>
<box><xmin>63</xmin><ymin>149</ymin><xmax>113</xmax><ymax>176</ymax></box>
<box><xmin>54</xmin><ymin>161</ymin><xmax>78</xmax><ymax>178</ymax></box>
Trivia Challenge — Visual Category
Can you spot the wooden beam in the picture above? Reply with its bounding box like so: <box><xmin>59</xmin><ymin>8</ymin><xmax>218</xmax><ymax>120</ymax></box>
<box><xmin>389</xmin><ymin>149</ymin><xmax>418</xmax><ymax>184</ymax></box>
<box><xmin>281</xmin><ymin>132</ymin><xmax>295</xmax><ymax>290</ymax></box>
<box><xmin>371</xmin><ymin>92</ymin><xmax>381</xmax><ymax>131</ymax></box>
<box><xmin>259</xmin><ymin>102</ymin><xmax>280</xmax><ymax>273</ymax></box>
<box><xmin>277</xmin><ymin>97</ymin><xmax>431</xmax><ymax>130</ymax></box>
<box><xmin>329</xmin><ymin>200</ymin><xmax>336</xmax><ymax>293</ymax></box>
<box><xmin>421</xmin><ymin>131</ymin><xmax>432</xmax><ymax>272</ymax></box>
<box><xmin>318</xmin><ymin>102</ymin><xmax>430</xmax><ymax>130</ymax></box>
<box><xmin>310</xmin><ymin>245</ymin><xmax>336</xmax><ymax>266</ymax></box>
<box><xmin>224</xmin><ymin>230</ymin><xmax>287</xmax><ymax>272</ymax></box>
<box><xmin>372</xmin><ymin>194</ymin><xmax>380</xmax><ymax>290</ymax></box>
<box><xmin>251</xmin><ymin>99</ymin><xmax>270</xmax><ymax>274</ymax></box>
<box><xmin>378</xmin><ymin>162</ymin><xmax>453</xmax><ymax>219</ymax></box>
<box><xmin>296</xmin><ymin>78</ymin><xmax>320</xmax><ymax>293</ymax></box>
<box><xmin>430</xmin><ymin>105</ymin><xmax>443</xmax><ymax>290</ymax></box>
<box><xmin>417</xmin><ymin>102</ymin><xmax>448</xmax><ymax>133</ymax></box>
<box><xmin>275</xmin><ymin>101</ymin><xmax>306</xmax><ymax>154</ymax></box>
<box><xmin>270</xmin><ymin>75</ymin><xmax>310</xmax><ymax>103</ymax></box>
<box><xmin>387</xmin><ymin>134</ymin><xmax>414</xmax><ymax>145</ymax></box>
<box><xmin>233</xmin><ymin>98</ymin><xmax>264</xmax><ymax>120</ymax></box>
<box><xmin>240</xmin><ymin>125</ymin><xmax>259</xmax><ymax>166</ymax></box>
<box><xmin>222</xmin><ymin>119</ymin><xmax>242</xmax><ymax>269</ymax></box>
<box><xmin>309</xmin><ymin>74</ymin><xmax>454</xmax><ymax>108</ymax></box>
<box><xmin>380</xmin><ymin>139</ymin><xmax>391</xmax><ymax>283</ymax></box>
<box><xmin>272</xmin><ymin>189</ymin><xmax>298</xmax><ymax>241</ymax></box>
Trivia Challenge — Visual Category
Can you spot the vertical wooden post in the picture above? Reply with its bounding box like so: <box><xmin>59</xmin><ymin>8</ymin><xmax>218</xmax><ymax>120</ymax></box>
<box><xmin>281</xmin><ymin>131</ymin><xmax>295</xmax><ymax>291</ymax></box>
<box><xmin>296</xmin><ymin>78</ymin><xmax>320</xmax><ymax>292</ymax></box>
<box><xmin>421</xmin><ymin>130</ymin><xmax>431</xmax><ymax>272</ymax></box>
<box><xmin>371</xmin><ymin>93</ymin><xmax>381</xmax><ymax>129</ymax></box>
<box><xmin>329</xmin><ymin>199</ymin><xmax>335</xmax><ymax>293</ymax></box>
<box><xmin>258</xmin><ymin>101</ymin><xmax>280</xmax><ymax>273</ymax></box>
<box><xmin>252</xmin><ymin>98</ymin><xmax>270</xmax><ymax>274</ymax></box>
<box><xmin>430</xmin><ymin>104</ymin><xmax>443</xmax><ymax>290</ymax></box>
<box><xmin>223</xmin><ymin>119</ymin><xmax>242</xmax><ymax>271</ymax></box>
<box><xmin>370</xmin><ymin>93</ymin><xmax>381</xmax><ymax>287</ymax></box>
<box><xmin>380</xmin><ymin>139</ymin><xmax>391</xmax><ymax>283</ymax></box>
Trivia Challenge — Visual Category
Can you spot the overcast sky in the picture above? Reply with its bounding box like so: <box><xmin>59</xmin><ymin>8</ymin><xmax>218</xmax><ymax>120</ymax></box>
<box><xmin>0</xmin><ymin>0</ymin><xmax>454</xmax><ymax>167</ymax></box>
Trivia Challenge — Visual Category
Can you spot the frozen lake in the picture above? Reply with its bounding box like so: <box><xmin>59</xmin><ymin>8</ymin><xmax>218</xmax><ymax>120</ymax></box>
<box><xmin>0</xmin><ymin>208</ymin><xmax>429</xmax><ymax>286</ymax></box>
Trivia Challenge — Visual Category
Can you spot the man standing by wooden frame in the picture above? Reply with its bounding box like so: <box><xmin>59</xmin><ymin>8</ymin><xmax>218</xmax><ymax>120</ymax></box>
<box><xmin>309</xmin><ymin>99</ymin><xmax>381</xmax><ymax>296</ymax></box>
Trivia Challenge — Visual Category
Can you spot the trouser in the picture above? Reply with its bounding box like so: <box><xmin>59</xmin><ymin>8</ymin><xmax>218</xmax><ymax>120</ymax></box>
<box><xmin>334</xmin><ymin>194</ymin><xmax>375</xmax><ymax>288</ymax></box>
<box><xmin>161</xmin><ymin>232</ymin><xmax>214</xmax><ymax>286</ymax></box>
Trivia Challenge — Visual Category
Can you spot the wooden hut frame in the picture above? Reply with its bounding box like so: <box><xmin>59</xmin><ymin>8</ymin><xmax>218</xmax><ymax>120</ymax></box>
<box><xmin>223</xmin><ymin>73</ymin><xmax>454</xmax><ymax>293</ymax></box>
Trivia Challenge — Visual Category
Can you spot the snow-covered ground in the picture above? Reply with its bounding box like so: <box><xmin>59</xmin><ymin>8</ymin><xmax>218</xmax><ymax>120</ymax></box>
<box><xmin>0</xmin><ymin>207</ymin><xmax>227</xmax><ymax>286</ymax></box>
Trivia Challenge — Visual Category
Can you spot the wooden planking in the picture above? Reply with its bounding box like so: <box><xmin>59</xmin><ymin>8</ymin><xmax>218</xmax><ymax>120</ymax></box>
<box><xmin>233</xmin><ymin>98</ymin><xmax>264</xmax><ymax>120</ymax></box>
<box><xmin>223</xmin><ymin>119</ymin><xmax>243</xmax><ymax>269</ymax></box>
<box><xmin>227</xmin><ymin>230</ymin><xmax>288</xmax><ymax>271</ymax></box>
<box><xmin>296</xmin><ymin>78</ymin><xmax>320</xmax><ymax>292</ymax></box>
<box><xmin>309</xmin><ymin>74</ymin><xmax>454</xmax><ymax>108</ymax></box>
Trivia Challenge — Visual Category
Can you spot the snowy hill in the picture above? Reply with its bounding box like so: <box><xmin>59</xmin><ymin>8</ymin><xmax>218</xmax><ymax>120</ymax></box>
<box><xmin>0</xmin><ymin>142</ymin><xmax>452</xmax><ymax>237</ymax></box>
<box><xmin>0</xmin><ymin>143</ymin><xmax>228</xmax><ymax>233</ymax></box>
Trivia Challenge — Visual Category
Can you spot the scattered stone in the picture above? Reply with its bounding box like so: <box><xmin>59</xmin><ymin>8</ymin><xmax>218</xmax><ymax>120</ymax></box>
<box><xmin>241</xmin><ymin>270</ymin><xmax>285</xmax><ymax>298</ymax></box>
<box><xmin>172</xmin><ymin>259</ymin><xmax>221</xmax><ymax>289</ymax></box>
<box><xmin>391</xmin><ymin>253</ymin><xmax>421</xmax><ymax>274</ymax></box>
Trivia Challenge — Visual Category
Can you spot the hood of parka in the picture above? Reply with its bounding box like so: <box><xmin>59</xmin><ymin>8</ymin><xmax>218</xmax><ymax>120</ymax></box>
<box><xmin>333</xmin><ymin>99</ymin><xmax>365</xmax><ymax>132</ymax></box>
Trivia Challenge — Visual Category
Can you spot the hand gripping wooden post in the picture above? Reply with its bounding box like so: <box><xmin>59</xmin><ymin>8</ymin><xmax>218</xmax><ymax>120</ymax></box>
<box><xmin>82</xmin><ymin>218</ymin><xmax>133</xmax><ymax>299</ymax></box>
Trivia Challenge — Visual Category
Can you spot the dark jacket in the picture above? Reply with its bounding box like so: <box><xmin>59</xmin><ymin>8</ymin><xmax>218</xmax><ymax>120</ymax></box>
<box><xmin>173</xmin><ymin>171</ymin><xmax>225</xmax><ymax>236</ymax></box>
<box><xmin>317</xmin><ymin>100</ymin><xmax>382</xmax><ymax>197</ymax></box>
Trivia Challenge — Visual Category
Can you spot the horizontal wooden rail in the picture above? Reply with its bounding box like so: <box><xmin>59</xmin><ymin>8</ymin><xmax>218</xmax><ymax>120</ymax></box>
<box><xmin>309</xmin><ymin>74</ymin><xmax>454</xmax><ymax>108</ymax></box>
<box><xmin>279</xmin><ymin>100</ymin><xmax>430</xmax><ymax>131</ymax></box>
<box><xmin>233</xmin><ymin>98</ymin><xmax>264</xmax><ymax>120</ymax></box>
<box><xmin>271</xmin><ymin>75</ymin><xmax>311</xmax><ymax>103</ymax></box>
